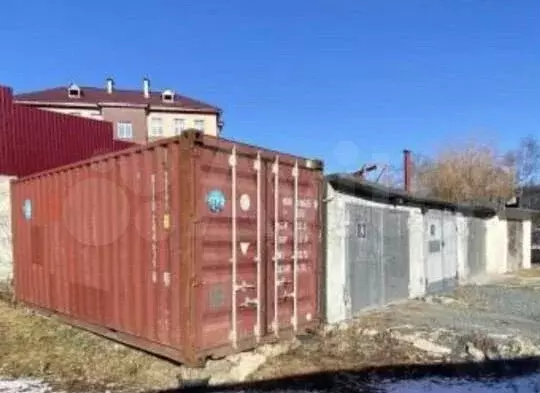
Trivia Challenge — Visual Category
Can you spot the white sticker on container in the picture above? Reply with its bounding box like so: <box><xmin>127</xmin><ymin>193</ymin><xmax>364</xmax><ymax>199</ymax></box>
<box><xmin>240</xmin><ymin>194</ymin><xmax>251</xmax><ymax>211</ymax></box>
<box><xmin>22</xmin><ymin>199</ymin><xmax>32</xmax><ymax>221</ymax></box>
<box><xmin>240</xmin><ymin>242</ymin><xmax>250</xmax><ymax>255</ymax></box>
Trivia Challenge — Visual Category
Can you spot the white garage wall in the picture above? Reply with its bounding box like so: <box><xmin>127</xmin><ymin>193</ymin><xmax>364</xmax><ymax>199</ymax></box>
<box><xmin>325</xmin><ymin>185</ymin><xmax>348</xmax><ymax>324</ymax></box>
<box><xmin>0</xmin><ymin>176</ymin><xmax>14</xmax><ymax>281</ymax></box>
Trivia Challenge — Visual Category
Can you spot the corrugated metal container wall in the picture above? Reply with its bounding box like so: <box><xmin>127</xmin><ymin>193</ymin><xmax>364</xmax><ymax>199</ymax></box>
<box><xmin>12</xmin><ymin>131</ymin><xmax>323</xmax><ymax>365</ymax></box>
<box><xmin>0</xmin><ymin>85</ymin><xmax>132</xmax><ymax>177</ymax></box>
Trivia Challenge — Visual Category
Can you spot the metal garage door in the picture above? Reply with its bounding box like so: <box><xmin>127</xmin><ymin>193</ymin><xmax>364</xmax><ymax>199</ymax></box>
<box><xmin>442</xmin><ymin>212</ymin><xmax>458</xmax><ymax>291</ymax></box>
<box><xmin>383</xmin><ymin>210</ymin><xmax>410</xmax><ymax>303</ymax></box>
<box><xmin>425</xmin><ymin>211</ymin><xmax>444</xmax><ymax>293</ymax></box>
<box><xmin>425</xmin><ymin>211</ymin><xmax>458</xmax><ymax>294</ymax></box>
<box><xmin>507</xmin><ymin>219</ymin><xmax>523</xmax><ymax>271</ymax></box>
<box><xmin>467</xmin><ymin>218</ymin><xmax>487</xmax><ymax>278</ymax></box>
<box><xmin>346</xmin><ymin>204</ymin><xmax>410</xmax><ymax>314</ymax></box>
<box><xmin>346</xmin><ymin>204</ymin><xmax>383</xmax><ymax>311</ymax></box>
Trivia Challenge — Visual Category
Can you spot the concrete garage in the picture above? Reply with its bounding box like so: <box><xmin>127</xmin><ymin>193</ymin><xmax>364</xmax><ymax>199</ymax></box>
<box><xmin>324</xmin><ymin>174</ymin><xmax>531</xmax><ymax>325</ymax></box>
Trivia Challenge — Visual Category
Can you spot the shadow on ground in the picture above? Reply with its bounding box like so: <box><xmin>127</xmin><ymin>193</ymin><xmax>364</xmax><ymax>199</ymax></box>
<box><xmin>153</xmin><ymin>357</ymin><xmax>540</xmax><ymax>393</ymax></box>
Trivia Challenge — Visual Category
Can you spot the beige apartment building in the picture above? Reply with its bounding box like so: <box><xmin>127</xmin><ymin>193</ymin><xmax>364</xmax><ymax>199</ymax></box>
<box><xmin>14</xmin><ymin>78</ymin><xmax>223</xmax><ymax>144</ymax></box>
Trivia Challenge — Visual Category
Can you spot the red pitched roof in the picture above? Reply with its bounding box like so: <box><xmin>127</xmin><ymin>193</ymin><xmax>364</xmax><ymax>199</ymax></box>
<box><xmin>14</xmin><ymin>86</ymin><xmax>221</xmax><ymax>113</ymax></box>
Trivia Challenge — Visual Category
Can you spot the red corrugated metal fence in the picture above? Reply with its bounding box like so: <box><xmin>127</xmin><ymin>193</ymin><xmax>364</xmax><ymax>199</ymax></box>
<box><xmin>0</xmin><ymin>85</ymin><xmax>132</xmax><ymax>177</ymax></box>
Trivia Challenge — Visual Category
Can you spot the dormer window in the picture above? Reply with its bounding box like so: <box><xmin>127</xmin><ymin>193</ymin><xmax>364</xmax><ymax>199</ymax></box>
<box><xmin>162</xmin><ymin>89</ymin><xmax>175</xmax><ymax>103</ymax></box>
<box><xmin>67</xmin><ymin>84</ymin><xmax>81</xmax><ymax>99</ymax></box>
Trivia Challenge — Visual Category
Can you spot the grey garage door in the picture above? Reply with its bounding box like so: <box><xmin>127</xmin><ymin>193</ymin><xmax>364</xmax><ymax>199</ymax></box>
<box><xmin>345</xmin><ymin>203</ymin><xmax>410</xmax><ymax>314</ymax></box>
<box><xmin>424</xmin><ymin>211</ymin><xmax>458</xmax><ymax>294</ymax></box>
<box><xmin>467</xmin><ymin>218</ymin><xmax>487</xmax><ymax>278</ymax></box>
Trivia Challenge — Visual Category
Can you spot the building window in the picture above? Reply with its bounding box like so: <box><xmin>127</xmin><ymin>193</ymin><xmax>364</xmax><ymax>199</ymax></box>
<box><xmin>162</xmin><ymin>89</ymin><xmax>175</xmax><ymax>103</ymax></box>
<box><xmin>194</xmin><ymin>119</ymin><xmax>205</xmax><ymax>131</ymax></box>
<box><xmin>67</xmin><ymin>83</ymin><xmax>81</xmax><ymax>99</ymax></box>
<box><xmin>151</xmin><ymin>117</ymin><xmax>163</xmax><ymax>136</ymax></box>
<box><xmin>117</xmin><ymin>122</ymin><xmax>133</xmax><ymax>139</ymax></box>
<box><xmin>174</xmin><ymin>118</ymin><xmax>185</xmax><ymax>135</ymax></box>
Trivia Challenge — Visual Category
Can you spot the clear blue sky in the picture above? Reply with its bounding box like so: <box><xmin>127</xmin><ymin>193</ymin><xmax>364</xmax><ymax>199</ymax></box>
<box><xmin>1</xmin><ymin>1</ymin><xmax>539</xmax><ymax>173</ymax></box>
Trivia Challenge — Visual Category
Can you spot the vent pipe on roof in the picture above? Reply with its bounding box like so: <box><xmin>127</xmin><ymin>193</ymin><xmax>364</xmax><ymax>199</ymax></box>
<box><xmin>143</xmin><ymin>78</ymin><xmax>150</xmax><ymax>99</ymax></box>
<box><xmin>106</xmin><ymin>78</ymin><xmax>114</xmax><ymax>94</ymax></box>
<box><xmin>403</xmin><ymin>149</ymin><xmax>412</xmax><ymax>193</ymax></box>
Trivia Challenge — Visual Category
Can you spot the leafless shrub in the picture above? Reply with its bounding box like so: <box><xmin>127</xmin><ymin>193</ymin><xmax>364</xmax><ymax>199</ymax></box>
<box><xmin>413</xmin><ymin>141</ymin><xmax>516</xmax><ymax>205</ymax></box>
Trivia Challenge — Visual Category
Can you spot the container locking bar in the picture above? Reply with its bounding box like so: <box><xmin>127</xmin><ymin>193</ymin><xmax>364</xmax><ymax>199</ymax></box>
<box><xmin>254</xmin><ymin>152</ymin><xmax>262</xmax><ymax>342</ymax></box>
<box><xmin>292</xmin><ymin>160</ymin><xmax>299</xmax><ymax>332</ymax></box>
<box><xmin>229</xmin><ymin>145</ymin><xmax>238</xmax><ymax>349</ymax></box>
<box><xmin>272</xmin><ymin>155</ymin><xmax>280</xmax><ymax>337</ymax></box>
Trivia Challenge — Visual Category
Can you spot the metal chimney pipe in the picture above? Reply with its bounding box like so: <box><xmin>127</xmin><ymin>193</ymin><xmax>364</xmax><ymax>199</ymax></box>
<box><xmin>403</xmin><ymin>149</ymin><xmax>412</xmax><ymax>193</ymax></box>
<box><xmin>143</xmin><ymin>78</ymin><xmax>150</xmax><ymax>98</ymax></box>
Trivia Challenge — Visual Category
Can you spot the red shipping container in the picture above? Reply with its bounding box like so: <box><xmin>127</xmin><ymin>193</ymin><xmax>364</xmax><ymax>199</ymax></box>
<box><xmin>11</xmin><ymin>130</ymin><xmax>324</xmax><ymax>365</ymax></box>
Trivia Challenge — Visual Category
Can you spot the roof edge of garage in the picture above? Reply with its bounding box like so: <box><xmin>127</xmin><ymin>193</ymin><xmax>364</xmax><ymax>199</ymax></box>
<box><xmin>326</xmin><ymin>173</ymin><xmax>498</xmax><ymax>218</ymax></box>
<box><xmin>499</xmin><ymin>207</ymin><xmax>540</xmax><ymax>221</ymax></box>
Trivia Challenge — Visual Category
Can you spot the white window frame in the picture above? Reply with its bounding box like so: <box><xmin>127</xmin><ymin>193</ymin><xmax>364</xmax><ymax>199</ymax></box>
<box><xmin>151</xmin><ymin>117</ymin><xmax>163</xmax><ymax>137</ymax></box>
<box><xmin>194</xmin><ymin>119</ymin><xmax>205</xmax><ymax>131</ymax></box>
<box><xmin>117</xmin><ymin>121</ymin><xmax>133</xmax><ymax>139</ymax></box>
<box><xmin>174</xmin><ymin>118</ymin><xmax>186</xmax><ymax>135</ymax></box>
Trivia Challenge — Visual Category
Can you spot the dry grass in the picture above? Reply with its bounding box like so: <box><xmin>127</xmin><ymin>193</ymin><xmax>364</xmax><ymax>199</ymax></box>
<box><xmin>251</xmin><ymin>321</ymin><xmax>435</xmax><ymax>382</ymax></box>
<box><xmin>516</xmin><ymin>267</ymin><xmax>540</xmax><ymax>278</ymax></box>
<box><xmin>0</xmin><ymin>296</ymin><xmax>182</xmax><ymax>392</ymax></box>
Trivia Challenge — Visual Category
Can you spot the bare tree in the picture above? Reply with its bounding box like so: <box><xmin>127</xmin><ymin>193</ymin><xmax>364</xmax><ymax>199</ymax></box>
<box><xmin>413</xmin><ymin>141</ymin><xmax>516</xmax><ymax>205</ymax></box>
<box><xmin>505</xmin><ymin>135</ymin><xmax>540</xmax><ymax>187</ymax></box>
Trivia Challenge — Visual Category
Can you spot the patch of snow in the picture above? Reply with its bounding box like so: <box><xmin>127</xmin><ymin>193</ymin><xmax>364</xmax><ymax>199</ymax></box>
<box><xmin>0</xmin><ymin>379</ymin><xmax>53</xmax><ymax>393</ymax></box>
<box><xmin>466</xmin><ymin>342</ymin><xmax>486</xmax><ymax>361</ymax></box>
<box><xmin>391</xmin><ymin>331</ymin><xmax>452</xmax><ymax>355</ymax></box>
<box><xmin>383</xmin><ymin>374</ymin><xmax>540</xmax><ymax>393</ymax></box>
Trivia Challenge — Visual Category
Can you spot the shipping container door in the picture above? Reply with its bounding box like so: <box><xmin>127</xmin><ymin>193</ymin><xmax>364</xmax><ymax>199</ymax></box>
<box><xmin>441</xmin><ymin>213</ymin><xmax>458</xmax><ymax>292</ymax></box>
<box><xmin>424</xmin><ymin>211</ymin><xmax>444</xmax><ymax>294</ymax></box>
<box><xmin>194</xmin><ymin>145</ymin><xmax>260</xmax><ymax>352</ymax></box>
<box><xmin>382</xmin><ymin>210</ymin><xmax>410</xmax><ymax>304</ymax></box>
<box><xmin>346</xmin><ymin>203</ymin><xmax>383</xmax><ymax>313</ymax></box>
<box><xmin>266</xmin><ymin>155</ymin><xmax>320</xmax><ymax>338</ymax></box>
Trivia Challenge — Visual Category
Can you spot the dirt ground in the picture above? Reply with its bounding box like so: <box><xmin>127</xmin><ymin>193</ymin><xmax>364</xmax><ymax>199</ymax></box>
<box><xmin>251</xmin><ymin>267</ymin><xmax>540</xmax><ymax>382</ymax></box>
<box><xmin>1</xmin><ymin>268</ymin><xmax>540</xmax><ymax>392</ymax></box>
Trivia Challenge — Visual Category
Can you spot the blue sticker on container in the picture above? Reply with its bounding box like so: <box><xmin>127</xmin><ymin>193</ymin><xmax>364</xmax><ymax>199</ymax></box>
<box><xmin>206</xmin><ymin>189</ymin><xmax>226</xmax><ymax>213</ymax></box>
<box><xmin>22</xmin><ymin>199</ymin><xmax>32</xmax><ymax>221</ymax></box>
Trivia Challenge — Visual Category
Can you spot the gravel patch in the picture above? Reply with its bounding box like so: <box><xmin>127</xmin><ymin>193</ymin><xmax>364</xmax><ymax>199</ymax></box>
<box><xmin>453</xmin><ymin>284</ymin><xmax>540</xmax><ymax>322</ymax></box>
